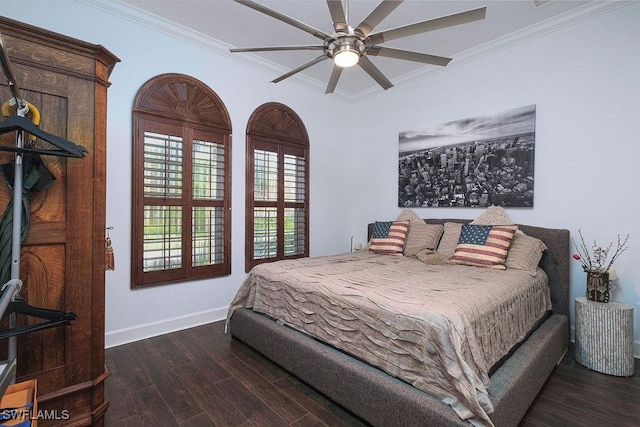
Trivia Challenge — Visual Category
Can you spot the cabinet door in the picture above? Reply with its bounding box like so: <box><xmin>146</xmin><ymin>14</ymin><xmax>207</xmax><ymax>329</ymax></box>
<box><xmin>0</xmin><ymin>16</ymin><xmax>118</xmax><ymax>425</ymax></box>
<box><xmin>0</xmin><ymin>81</ymin><xmax>74</xmax><ymax>388</ymax></box>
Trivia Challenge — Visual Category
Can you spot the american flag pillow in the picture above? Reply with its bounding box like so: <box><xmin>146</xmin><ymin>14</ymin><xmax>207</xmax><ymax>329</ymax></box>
<box><xmin>369</xmin><ymin>220</ymin><xmax>409</xmax><ymax>255</ymax></box>
<box><xmin>450</xmin><ymin>224</ymin><xmax>518</xmax><ymax>269</ymax></box>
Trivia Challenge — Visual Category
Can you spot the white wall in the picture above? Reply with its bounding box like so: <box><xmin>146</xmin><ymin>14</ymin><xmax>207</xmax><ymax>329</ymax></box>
<box><xmin>1</xmin><ymin>0</ymin><xmax>355</xmax><ymax>346</ymax></box>
<box><xmin>2</xmin><ymin>1</ymin><xmax>639</xmax><ymax>356</ymax></box>
<box><xmin>347</xmin><ymin>2</ymin><xmax>640</xmax><ymax>356</ymax></box>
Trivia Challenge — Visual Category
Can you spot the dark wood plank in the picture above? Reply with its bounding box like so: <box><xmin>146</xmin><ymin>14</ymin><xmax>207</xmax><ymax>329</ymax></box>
<box><xmin>107</xmin><ymin>414</ymin><xmax>144</xmax><ymax>427</ymax></box>
<box><xmin>142</xmin><ymin>356</ymin><xmax>204</xmax><ymax>423</ymax></box>
<box><xmin>107</xmin><ymin>344</ymin><xmax>152</xmax><ymax>392</ymax></box>
<box><xmin>215</xmin><ymin>377</ymin><xmax>289</xmax><ymax>427</ymax></box>
<box><xmin>105</xmin><ymin>320</ymin><xmax>640</xmax><ymax>427</ymax></box>
<box><xmin>179</xmin><ymin>413</ymin><xmax>216</xmax><ymax>427</ymax></box>
<box><xmin>561</xmin><ymin>392</ymin><xmax>639</xmax><ymax>427</ymax></box>
<box><xmin>529</xmin><ymin>376</ymin><xmax>567</xmax><ymax>403</ymax></box>
<box><xmin>104</xmin><ymin>358</ymin><xmax>137</xmax><ymax>425</ymax></box>
<box><xmin>228</xmin><ymin>337</ymin><xmax>289</xmax><ymax>383</ymax></box>
<box><xmin>173</xmin><ymin>362</ymin><xmax>249</xmax><ymax>425</ymax></box>
<box><xmin>220</xmin><ymin>356</ymin><xmax>309</xmax><ymax>423</ymax></box>
<box><xmin>274</xmin><ymin>374</ymin><xmax>368</xmax><ymax>427</ymax></box>
<box><xmin>522</xmin><ymin>395</ymin><xmax>588</xmax><ymax>427</ymax></box>
<box><xmin>174</xmin><ymin>325</ymin><xmax>236</xmax><ymax>383</ymax></box>
<box><xmin>130</xmin><ymin>385</ymin><xmax>179</xmax><ymax>426</ymax></box>
<box><xmin>149</xmin><ymin>333</ymin><xmax>193</xmax><ymax>370</ymax></box>
<box><xmin>291</xmin><ymin>413</ymin><xmax>330</xmax><ymax>427</ymax></box>
<box><xmin>550</xmin><ymin>364</ymin><xmax>640</xmax><ymax>406</ymax></box>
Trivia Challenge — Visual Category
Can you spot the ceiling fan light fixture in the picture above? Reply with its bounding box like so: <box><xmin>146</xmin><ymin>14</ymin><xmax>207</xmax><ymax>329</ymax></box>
<box><xmin>331</xmin><ymin>36</ymin><xmax>362</xmax><ymax>68</ymax></box>
<box><xmin>334</xmin><ymin>48</ymin><xmax>359</xmax><ymax>67</ymax></box>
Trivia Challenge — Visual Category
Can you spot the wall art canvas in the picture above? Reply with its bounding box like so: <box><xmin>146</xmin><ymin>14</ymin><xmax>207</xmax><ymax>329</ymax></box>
<box><xmin>398</xmin><ymin>104</ymin><xmax>536</xmax><ymax>208</ymax></box>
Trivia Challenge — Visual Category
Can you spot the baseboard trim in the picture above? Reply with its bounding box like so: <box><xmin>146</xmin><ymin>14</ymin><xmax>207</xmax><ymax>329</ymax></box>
<box><xmin>105</xmin><ymin>306</ymin><xmax>228</xmax><ymax>348</ymax></box>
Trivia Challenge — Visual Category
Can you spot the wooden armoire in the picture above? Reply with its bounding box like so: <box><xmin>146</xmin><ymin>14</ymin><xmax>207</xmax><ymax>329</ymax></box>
<box><xmin>0</xmin><ymin>16</ymin><xmax>118</xmax><ymax>426</ymax></box>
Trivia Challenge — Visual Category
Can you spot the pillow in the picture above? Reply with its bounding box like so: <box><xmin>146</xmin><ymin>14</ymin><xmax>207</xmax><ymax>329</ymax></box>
<box><xmin>471</xmin><ymin>206</ymin><xmax>515</xmax><ymax>226</ymax></box>
<box><xmin>505</xmin><ymin>232</ymin><xmax>547</xmax><ymax>276</ymax></box>
<box><xmin>415</xmin><ymin>248</ymin><xmax>452</xmax><ymax>265</ymax></box>
<box><xmin>435</xmin><ymin>222</ymin><xmax>463</xmax><ymax>259</ymax></box>
<box><xmin>450</xmin><ymin>224</ymin><xmax>518</xmax><ymax>269</ymax></box>
<box><xmin>395</xmin><ymin>209</ymin><xmax>444</xmax><ymax>257</ymax></box>
<box><xmin>369</xmin><ymin>220</ymin><xmax>409</xmax><ymax>255</ymax></box>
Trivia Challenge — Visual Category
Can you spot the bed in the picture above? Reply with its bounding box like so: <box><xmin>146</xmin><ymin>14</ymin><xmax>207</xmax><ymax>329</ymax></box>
<box><xmin>227</xmin><ymin>218</ymin><xmax>570</xmax><ymax>426</ymax></box>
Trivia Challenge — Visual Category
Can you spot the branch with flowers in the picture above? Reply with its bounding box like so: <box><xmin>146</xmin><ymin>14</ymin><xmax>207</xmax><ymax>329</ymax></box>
<box><xmin>572</xmin><ymin>229</ymin><xmax>630</xmax><ymax>274</ymax></box>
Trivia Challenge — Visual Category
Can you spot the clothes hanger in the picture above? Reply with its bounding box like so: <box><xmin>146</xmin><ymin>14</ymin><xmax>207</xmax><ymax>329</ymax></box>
<box><xmin>4</xmin><ymin>295</ymin><xmax>76</xmax><ymax>322</ymax></box>
<box><xmin>0</xmin><ymin>115</ymin><xmax>87</xmax><ymax>158</ymax></box>
<box><xmin>1</xmin><ymin>31</ymin><xmax>87</xmax><ymax>159</ymax></box>
<box><xmin>0</xmin><ymin>295</ymin><xmax>76</xmax><ymax>340</ymax></box>
<box><xmin>0</xmin><ymin>319</ymin><xmax>73</xmax><ymax>340</ymax></box>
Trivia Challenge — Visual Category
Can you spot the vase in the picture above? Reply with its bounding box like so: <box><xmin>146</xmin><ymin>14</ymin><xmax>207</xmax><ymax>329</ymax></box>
<box><xmin>586</xmin><ymin>271</ymin><xmax>610</xmax><ymax>303</ymax></box>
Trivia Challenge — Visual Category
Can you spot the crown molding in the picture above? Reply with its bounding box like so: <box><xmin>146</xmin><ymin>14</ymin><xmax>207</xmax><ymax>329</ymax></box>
<box><xmin>350</xmin><ymin>0</ymin><xmax>633</xmax><ymax>102</ymax></box>
<box><xmin>81</xmin><ymin>0</ymin><xmax>632</xmax><ymax>103</ymax></box>
<box><xmin>79</xmin><ymin>0</ymin><xmax>354</xmax><ymax>101</ymax></box>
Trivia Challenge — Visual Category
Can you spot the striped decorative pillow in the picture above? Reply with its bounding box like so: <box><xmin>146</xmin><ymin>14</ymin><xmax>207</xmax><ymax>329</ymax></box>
<box><xmin>450</xmin><ymin>224</ymin><xmax>518</xmax><ymax>269</ymax></box>
<box><xmin>369</xmin><ymin>221</ymin><xmax>409</xmax><ymax>255</ymax></box>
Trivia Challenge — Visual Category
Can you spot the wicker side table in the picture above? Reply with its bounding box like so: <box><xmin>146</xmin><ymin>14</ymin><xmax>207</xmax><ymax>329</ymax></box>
<box><xmin>575</xmin><ymin>297</ymin><xmax>634</xmax><ymax>376</ymax></box>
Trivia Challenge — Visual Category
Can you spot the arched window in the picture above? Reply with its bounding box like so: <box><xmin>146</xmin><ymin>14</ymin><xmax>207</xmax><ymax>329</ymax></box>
<box><xmin>245</xmin><ymin>103</ymin><xmax>309</xmax><ymax>272</ymax></box>
<box><xmin>131</xmin><ymin>74</ymin><xmax>231</xmax><ymax>288</ymax></box>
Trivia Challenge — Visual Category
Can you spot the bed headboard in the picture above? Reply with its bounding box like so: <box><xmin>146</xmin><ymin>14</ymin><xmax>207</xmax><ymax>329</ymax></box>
<box><xmin>367</xmin><ymin>219</ymin><xmax>570</xmax><ymax>319</ymax></box>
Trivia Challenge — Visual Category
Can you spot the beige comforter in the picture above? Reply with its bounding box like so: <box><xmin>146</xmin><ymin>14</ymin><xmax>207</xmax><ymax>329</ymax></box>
<box><xmin>227</xmin><ymin>251</ymin><xmax>552</xmax><ymax>426</ymax></box>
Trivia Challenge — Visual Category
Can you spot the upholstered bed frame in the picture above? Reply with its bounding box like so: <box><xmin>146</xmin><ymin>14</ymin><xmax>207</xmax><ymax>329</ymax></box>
<box><xmin>228</xmin><ymin>219</ymin><xmax>570</xmax><ymax>426</ymax></box>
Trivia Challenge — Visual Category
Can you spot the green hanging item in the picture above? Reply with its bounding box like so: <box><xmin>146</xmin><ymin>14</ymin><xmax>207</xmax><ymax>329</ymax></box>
<box><xmin>0</xmin><ymin>152</ymin><xmax>56</xmax><ymax>285</ymax></box>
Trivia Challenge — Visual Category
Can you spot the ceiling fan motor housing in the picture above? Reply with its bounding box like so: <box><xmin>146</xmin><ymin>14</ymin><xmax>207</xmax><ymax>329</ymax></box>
<box><xmin>326</xmin><ymin>34</ymin><xmax>367</xmax><ymax>67</ymax></box>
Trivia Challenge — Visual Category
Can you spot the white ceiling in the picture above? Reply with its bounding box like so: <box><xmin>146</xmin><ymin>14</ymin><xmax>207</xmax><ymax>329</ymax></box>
<box><xmin>117</xmin><ymin>0</ymin><xmax>600</xmax><ymax>97</ymax></box>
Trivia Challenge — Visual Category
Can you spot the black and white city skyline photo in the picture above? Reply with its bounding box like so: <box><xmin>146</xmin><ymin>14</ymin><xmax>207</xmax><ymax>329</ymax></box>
<box><xmin>398</xmin><ymin>104</ymin><xmax>536</xmax><ymax>208</ymax></box>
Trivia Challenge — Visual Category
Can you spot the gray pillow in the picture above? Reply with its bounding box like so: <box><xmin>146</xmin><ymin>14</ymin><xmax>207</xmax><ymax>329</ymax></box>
<box><xmin>505</xmin><ymin>232</ymin><xmax>548</xmax><ymax>276</ymax></box>
<box><xmin>435</xmin><ymin>222</ymin><xmax>463</xmax><ymax>259</ymax></box>
<box><xmin>395</xmin><ymin>209</ymin><xmax>444</xmax><ymax>257</ymax></box>
<box><xmin>470</xmin><ymin>206</ymin><xmax>514</xmax><ymax>226</ymax></box>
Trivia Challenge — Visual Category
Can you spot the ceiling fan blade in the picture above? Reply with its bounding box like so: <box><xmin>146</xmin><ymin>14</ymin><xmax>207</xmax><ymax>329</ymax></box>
<box><xmin>358</xmin><ymin>56</ymin><xmax>393</xmax><ymax>90</ymax></box>
<box><xmin>368</xmin><ymin>7</ymin><xmax>486</xmax><ymax>45</ymax></box>
<box><xmin>235</xmin><ymin>0</ymin><xmax>331</xmax><ymax>41</ymax></box>
<box><xmin>230</xmin><ymin>45</ymin><xmax>324</xmax><ymax>53</ymax></box>
<box><xmin>367</xmin><ymin>46</ymin><xmax>451</xmax><ymax>66</ymax></box>
<box><xmin>327</xmin><ymin>0</ymin><xmax>348</xmax><ymax>33</ymax></box>
<box><xmin>325</xmin><ymin>65</ymin><xmax>343</xmax><ymax>94</ymax></box>
<box><xmin>272</xmin><ymin>54</ymin><xmax>328</xmax><ymax>83</ymax></box>
<box><xmin>355</xmin><ymin>0</ymin><xmax>403</xmax><ymax>38</ymax></box>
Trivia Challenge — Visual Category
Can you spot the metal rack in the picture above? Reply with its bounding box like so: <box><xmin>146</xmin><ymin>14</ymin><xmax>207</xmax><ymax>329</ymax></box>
<box><xmin>0</xmin><ymin>29</ymin><xmax>28</xmax><ymax>370</ymax></box>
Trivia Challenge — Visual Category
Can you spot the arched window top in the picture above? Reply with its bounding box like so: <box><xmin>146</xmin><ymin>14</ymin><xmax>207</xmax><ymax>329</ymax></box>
<box><xmin>134</xmin><ymin>73</ymin><xmax>231</xmax><ymax>131</ymax></box>
<box><xmin>247</xmin><ymin>102</ymin><xmax>308</xmax><ymax>145</ymax></box>
<box><xmin>245</xmin><ymin>102</ymin><xmax>309</xmax><ymax>272</ymax></box>
<box><xmin>131</xmin><ymin>73</ymin><xmax>231</xmax><ymax>288</ymax></box>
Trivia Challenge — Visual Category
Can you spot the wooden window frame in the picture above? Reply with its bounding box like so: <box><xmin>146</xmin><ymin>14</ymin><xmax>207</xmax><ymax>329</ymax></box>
<box><xmin>131</xmin><ymin>74</ymin><xmax>231</xmax><ymax>288</ymax></box>
<box><xmin>245</xmin><ymin>103</ymin><xmax>309</xmax><ymax>272</ymax></box>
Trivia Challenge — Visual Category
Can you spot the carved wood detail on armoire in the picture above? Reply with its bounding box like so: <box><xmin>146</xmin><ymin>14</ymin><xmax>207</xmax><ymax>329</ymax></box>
<box><xmin>0</xmin><ymin>16</ymin><xmax>119</xmax><ymax>426</ymax></box>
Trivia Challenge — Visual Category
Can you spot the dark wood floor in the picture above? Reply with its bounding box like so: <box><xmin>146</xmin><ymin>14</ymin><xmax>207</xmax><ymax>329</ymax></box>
<box><xmin>105</xmin><ymin>321</ymin><xmax>640</xmax><ymax>426</ymax></box>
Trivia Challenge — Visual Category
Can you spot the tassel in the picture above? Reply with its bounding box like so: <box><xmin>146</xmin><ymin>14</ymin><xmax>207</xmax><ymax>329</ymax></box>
<box><xmin>105</xmin><ymin>227</ymin><xmax>115</xmax><ymax>271</ymax></box>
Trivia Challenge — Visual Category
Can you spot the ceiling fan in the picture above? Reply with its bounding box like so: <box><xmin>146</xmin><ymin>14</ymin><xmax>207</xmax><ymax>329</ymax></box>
<box><xmin>230</xmin><ymin>0</ymin><xmax>487</xmax><ymax>94</ymax></box>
